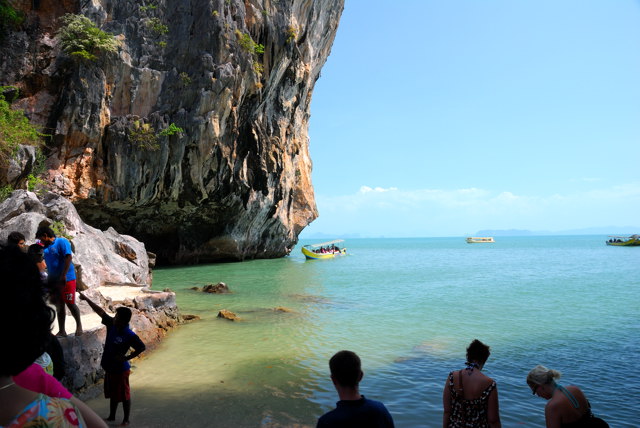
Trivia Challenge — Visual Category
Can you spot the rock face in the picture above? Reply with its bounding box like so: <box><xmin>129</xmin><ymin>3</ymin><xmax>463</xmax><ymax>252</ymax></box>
<box><xmin>0</xmin><ymin>190</ymin><xmax>151</xmax><ymax>288</ymax></box>
<box><xmin>0</xmin><ymin>0</ymin><xmax>345</xmax><ymax>264</ymax></box>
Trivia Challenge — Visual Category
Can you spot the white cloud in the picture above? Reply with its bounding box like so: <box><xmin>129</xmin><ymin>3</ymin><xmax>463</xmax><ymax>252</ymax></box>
<box><xmin>359</xmin><ymin>186</ymin><xmax>398</xmax><ymax>193</ymax></box>
<box><xmin>308</xmin><ymin>183</ymin><xmax>640</xmax><ymax>237</ymax></box>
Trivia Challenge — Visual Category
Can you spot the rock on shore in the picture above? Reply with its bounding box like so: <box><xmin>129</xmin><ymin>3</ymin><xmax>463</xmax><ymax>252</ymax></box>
<box><xmin>0</xmin><ymin>190</ymin><xmax>152</xmax><ymax>288</ymax></box>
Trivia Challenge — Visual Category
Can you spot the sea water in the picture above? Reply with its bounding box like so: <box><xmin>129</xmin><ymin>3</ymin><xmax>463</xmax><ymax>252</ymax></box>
<box><xmin>86</xmin><ymin>236</ymin><xmax>639</xmax><ymax>427</ymax></box>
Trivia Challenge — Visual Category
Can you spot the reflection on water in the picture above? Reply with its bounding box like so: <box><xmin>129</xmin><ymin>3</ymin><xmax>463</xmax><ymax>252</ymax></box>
<box><xmin>87</xmin><ymin>237</ymin><xmax>639</xmax><ymax>427</ymax></box>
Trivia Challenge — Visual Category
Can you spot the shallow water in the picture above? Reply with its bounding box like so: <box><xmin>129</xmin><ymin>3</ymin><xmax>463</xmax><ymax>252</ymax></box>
<box><xmin>87</xmin><ymin>236</ymin><xmax>639</xmax><ymax>427</ymax></box>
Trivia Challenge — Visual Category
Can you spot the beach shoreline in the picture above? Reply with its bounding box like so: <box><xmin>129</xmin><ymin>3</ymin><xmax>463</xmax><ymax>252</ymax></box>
<box><xmin>53</xmin><ymin>285</ymin><xmax>182</xmax><ymax>398</ymax></box>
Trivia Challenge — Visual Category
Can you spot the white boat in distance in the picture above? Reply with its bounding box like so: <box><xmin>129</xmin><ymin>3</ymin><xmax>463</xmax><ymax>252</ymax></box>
<box><xmin>466</xmin><ymin>237</ymin><xmax>495</xmax><ymax>243</ymax></box>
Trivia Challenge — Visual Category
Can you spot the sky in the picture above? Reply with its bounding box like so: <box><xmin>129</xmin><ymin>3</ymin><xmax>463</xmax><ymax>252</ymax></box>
<box><xmin>301</xmin><ymin>0</ymin><xmax>640</xmax><ymax>238</ymax></box>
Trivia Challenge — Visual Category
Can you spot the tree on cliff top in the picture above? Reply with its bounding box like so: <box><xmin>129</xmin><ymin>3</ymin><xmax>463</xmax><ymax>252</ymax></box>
<box><xmin>57</xmin><ymin>14</ymin><xmax>118</xmax><ymax>61</ymax></box>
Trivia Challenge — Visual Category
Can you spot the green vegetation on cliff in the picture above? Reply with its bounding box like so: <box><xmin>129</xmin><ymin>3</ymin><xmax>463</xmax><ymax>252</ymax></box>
<box><xmin>235</xmin><ymin>30</ymin><xmax>265</xmax><ymax>77</ymax></box>
<box><xmin>0</xmin><ymin>87</ymin><xmax>47</xmax><ymax>200</ymax></box>
<box><xmin>158</xmin><ymin>123</ymin><xmax>184</xmax><ymax>137</ymax></box>
<box><xmin>0</xmin><ymin>0</ymin><xmax>23</xmax><ymax>39</ymax></box>
<box><xmin>146</xmin><ymin>17</ymin><xmax>169</xmax><ymax>35</ymax></box>
<box><xmin>130</xmin><ymin>121</ymin><xmax>184</xmax><ymax>150</ymax></box>
<box><xmin>0</xmin><ymin>87</ymin><xmax>43</xmax><ymax>164</ymax></box>
<box><xmin>57</xmin><ymin>14</ymin><xmax>118</xmax><ymax>61</ymax></box>
<box><xmin>236</xmin><ymin>30</ymin><xmax>265</xmax><ymax>55</ymax></box>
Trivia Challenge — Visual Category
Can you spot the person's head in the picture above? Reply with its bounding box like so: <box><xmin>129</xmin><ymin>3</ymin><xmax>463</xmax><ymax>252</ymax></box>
<box><xmin>527</xmin><ymin>365</ymin><xmax>561</xmax><ymax>398</ymax></box>
<box><xmin>0</xmin><ymin>247</ymin><xmax>55</xmax><ymax>376</ymax></box>
<box><xmin>27</xmin><ymin>243</ymin><xmax>44</xmax><ymax>263</ymax></box>
<box><xmin>466</xmin><ymin>339</ymin><xmax>491</xmax><ymax>366</ymax></box>
<box><xmin>329</xmin><ymin>350</ymin><xmax>363</xmax><ymax>388</ymax></box>
<box><xmin>114</xmin><ymin>306</ymin><xmax>132</xmax><ymax>329</ymax></box>
<box><xmin>35</xmin><ymin>226</ymin><xmax>56</xmax><ymax>247</ymax></box>
<box><xmin>7</xmin><ymin>231</ymin><xmax>26</xmax><ymax>249</ymax></box>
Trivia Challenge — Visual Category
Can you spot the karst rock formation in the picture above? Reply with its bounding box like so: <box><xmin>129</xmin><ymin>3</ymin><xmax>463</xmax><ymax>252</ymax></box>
<box><xmin>0</xmin><ymin>0</ymin><xmax>344</xmax><ymax>263</ymax></box>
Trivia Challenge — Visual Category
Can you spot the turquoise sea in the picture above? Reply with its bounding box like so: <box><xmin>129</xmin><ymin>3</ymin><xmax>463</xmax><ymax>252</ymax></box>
<box><xmin>87</xmin><ymin>236</ymin><xmax>639</xmax><ymax>427</ymax></box>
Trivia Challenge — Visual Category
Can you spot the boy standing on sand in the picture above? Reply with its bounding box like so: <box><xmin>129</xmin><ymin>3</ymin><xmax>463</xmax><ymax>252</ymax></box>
<box><xmin>79</xmin><ymin>292</ymin><xmax>146</xmax><ymax>426</ymax></box>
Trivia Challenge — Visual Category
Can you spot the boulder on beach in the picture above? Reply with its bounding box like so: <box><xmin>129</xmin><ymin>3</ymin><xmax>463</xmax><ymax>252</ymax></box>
<box><xmin>0</xmin><ymin>190</ymin><xmax>152</xmax><ymax>290</ymax></box>
<box><xmin>203</xmin><ymin>282</ymin><xmax>230</xmax><ymax>293</ymax></box>
<box><xmin>217</xmin><ymin>309</ymin><xmax>239</xmax><ymax>321</ymax></box>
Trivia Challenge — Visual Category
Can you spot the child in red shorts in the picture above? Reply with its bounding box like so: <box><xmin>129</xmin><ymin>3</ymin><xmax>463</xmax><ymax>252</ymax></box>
<box><xmin>80</xmin><ymin>293</ymin><xmax>146</xmax><ymax>426</ymax></box>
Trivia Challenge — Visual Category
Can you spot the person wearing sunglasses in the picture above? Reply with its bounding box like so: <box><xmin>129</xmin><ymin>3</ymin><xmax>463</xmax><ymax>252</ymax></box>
<box><xmin>526</xmin><ymin>365</ymin><xmax>609</xmax><ymax>428</ymax></box>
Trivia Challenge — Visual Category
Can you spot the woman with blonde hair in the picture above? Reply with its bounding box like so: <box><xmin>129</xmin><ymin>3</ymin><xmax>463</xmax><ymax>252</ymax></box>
<box><xmin>527</xmin><ymin>365</ymin><xmax>608</xmax><ymax>428</ymax></box>
<box><xmin>442</xmin><ymin>339</ymin><xmax>501</xmax><ymax>428</ymax></box>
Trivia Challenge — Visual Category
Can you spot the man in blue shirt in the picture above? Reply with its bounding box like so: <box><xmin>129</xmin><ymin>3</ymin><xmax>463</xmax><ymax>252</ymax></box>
<box><xmin>317</xmin><ymin>350</ymin><xmax>395</xmax><ymax>428</ymax></box>
<box><xmin>36</xmin><ymin>226</ymin><xmax>83</xmax><ymax>337</ymax></box>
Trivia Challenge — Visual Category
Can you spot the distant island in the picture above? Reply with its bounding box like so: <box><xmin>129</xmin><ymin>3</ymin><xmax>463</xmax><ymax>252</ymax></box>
<box><xmin>300</xmin><ymin>226</ymin><xmax>640</xmax><ymax>239</ymax></box>
<box><xmin>475</xmin><ymin>227</ymin><xmax>639</xmax><ymax>236</ymax></box>
<box><xmin>475</xmin><ymin>229</ymin><xmax>535</xmax><ymax>236</ymax></box>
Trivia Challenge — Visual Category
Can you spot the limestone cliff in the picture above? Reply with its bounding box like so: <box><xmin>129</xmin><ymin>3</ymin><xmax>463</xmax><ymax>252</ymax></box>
<box><xmin>0</xmin><ymin>0</ymin><xmax>344</xmax><ymax>264</ymax></box>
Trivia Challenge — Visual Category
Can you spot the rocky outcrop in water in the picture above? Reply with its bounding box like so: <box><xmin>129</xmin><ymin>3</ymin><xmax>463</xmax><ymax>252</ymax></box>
<box><xmin>202</xmin><ymin>282</ymin><xmax>230</xmax><ymax>293</ymax></box>
<box><xmin>0</xmin><ymin>0</ymin><xmax>344</xmax><ymax>264</ymax></box>
<box><xmin>217</xmin><ymin>309</ymin><xmax>240</xmax><ymax>321</ymax></box>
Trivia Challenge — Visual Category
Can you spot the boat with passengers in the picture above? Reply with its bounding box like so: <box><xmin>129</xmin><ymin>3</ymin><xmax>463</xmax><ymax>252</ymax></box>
<box><xmin>466</xmin><ymin>237</ymin><xmax>495</xmax><ymax>243</ymax></box>
<box><xmin>301</xmin><ymin>240</ymin><xmax>347</xmax><ymax>260</ymax></box>
<box><xmin>606</xmin><ymin>234</ymin><xmax>640</xmax><ymax>246</ymax></box>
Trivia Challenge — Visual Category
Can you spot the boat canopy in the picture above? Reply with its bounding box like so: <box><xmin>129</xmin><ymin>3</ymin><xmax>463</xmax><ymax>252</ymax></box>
<box><xmin>304</xmin><ymin>239</ymin><xmax>344</xmax><ymax>248</ymax></box>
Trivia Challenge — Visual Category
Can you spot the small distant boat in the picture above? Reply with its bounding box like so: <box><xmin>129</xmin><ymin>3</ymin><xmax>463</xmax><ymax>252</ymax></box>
<box><xmin>466</xmin><ymin>237</ymin><xmax>495</xmax><ymax>244</ymax></box>
<box><xmin>301</xmin><ymin>239</ymin><xmax>347</xmax><ymax>260</ymax></box>
<box><xmin>606</xmin><ymin>235</ymin><xmax>640</xmax><ymax>246</ymax></box>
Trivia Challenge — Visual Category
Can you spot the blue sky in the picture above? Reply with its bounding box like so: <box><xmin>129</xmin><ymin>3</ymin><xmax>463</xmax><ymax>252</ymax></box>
<box><xmin>302</xmin><ymin>0</ymin><xmax>640</xmax><ymax>238</ymax></box>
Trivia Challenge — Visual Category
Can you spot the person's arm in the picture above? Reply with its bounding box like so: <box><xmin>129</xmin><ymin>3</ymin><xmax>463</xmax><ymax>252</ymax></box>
<box><xmin>78</xmin><ymin>293</ymin><xmax>107</xmax><ymax>318</ymax></box>
<box><xmin>69</xmin><ymin>396</ymin><xmax>108</xmax><ymax>428</ymax></box>
<box><xmin>14</xmin><ymin>363</ymin><xmax>71</xmax><ymax>399</ymax></box>
<box><xmin>544</xmin><ymin>401</ymin><xmax>562</xmax><ymax>428</ymax></box>
<box><xmin>383</xmin><ymin>404</ymin><xmax>395</xmax><ymax>428</ymax></box>
<box><xmin>125</xmin><ymin>334</ymin><xmax>146</xmax><ymax>361</ymax></box>
<box><xmin>14</xmin><ymin>364</ymin><xmax>106</xmax><ymax>428</ymax></box>
<box><xmin>59</xmin><ymin>254</ymin><xmax>72</xmax><ymax>283</ymax></box>
<box><xmin>45</xmin><ymin>334</ymin><xmax>66</xmax><ymax>380</ymax></box>
<box><xmin>487</xmin><ymin>384</ymin><xmax>501</xmax><ymax>428</ymax></box>
<box><xmin>442</xmin><ymin>377</ymin><xmax>452</xmax><ymax>428</ymax></box>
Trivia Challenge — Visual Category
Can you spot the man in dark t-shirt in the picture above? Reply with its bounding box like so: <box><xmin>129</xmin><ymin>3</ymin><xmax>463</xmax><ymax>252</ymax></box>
<box><xmin>80</xmin><ymin>292</ymin><xmax>145</xmax><ymax>426</ymax></box>
<box><xmin>317</xmin><ymin>350</ymin><xmax>394</xmax><ymax>428</ymax></box>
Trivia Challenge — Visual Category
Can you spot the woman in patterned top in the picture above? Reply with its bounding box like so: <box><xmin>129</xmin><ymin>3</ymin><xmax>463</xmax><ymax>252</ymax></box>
<box><xmin>442</xmin><ymin>339</ymin><xmax>501</xmax><ymax>428</ymax></box>
<box><xmin>0</xmin><ymin>247</ymin><xmax>85</xmax><ymax>427</ymax></box>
